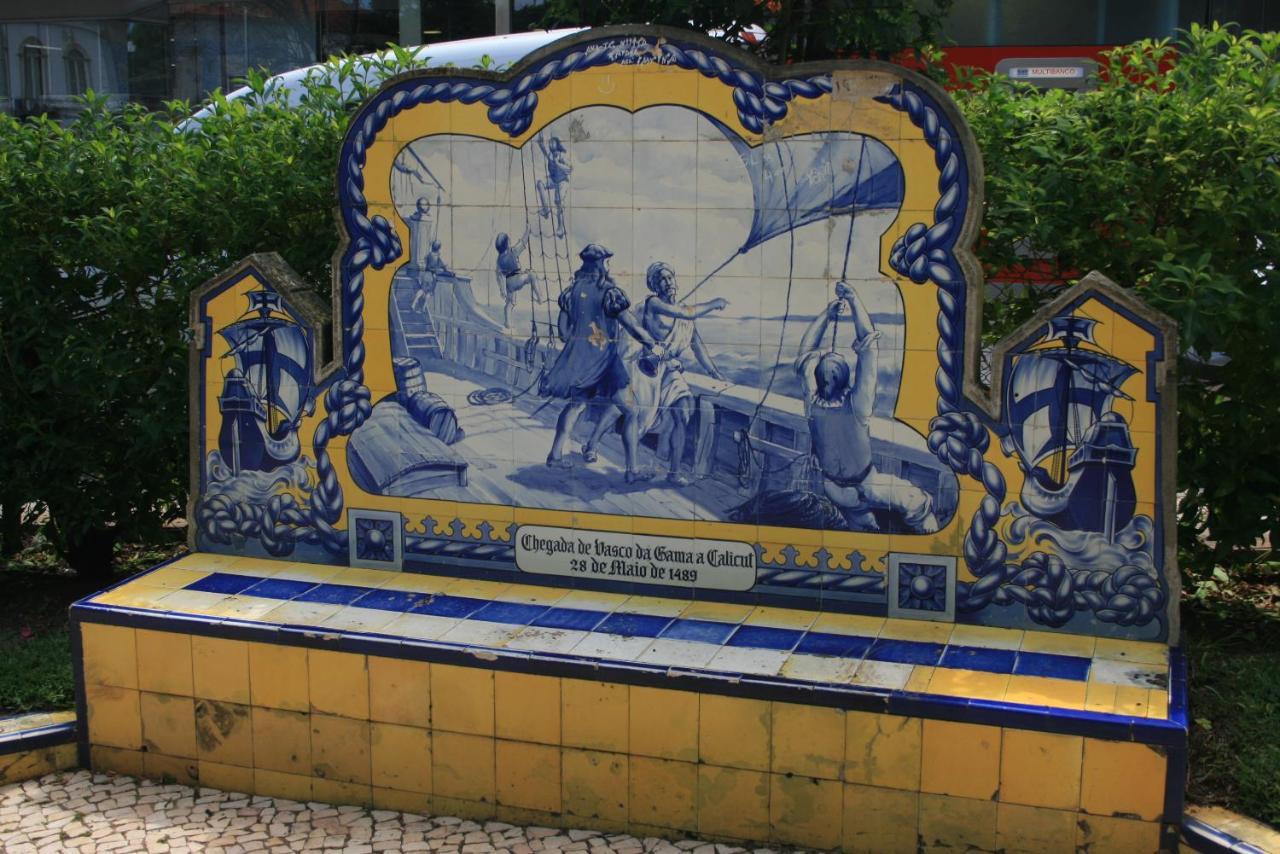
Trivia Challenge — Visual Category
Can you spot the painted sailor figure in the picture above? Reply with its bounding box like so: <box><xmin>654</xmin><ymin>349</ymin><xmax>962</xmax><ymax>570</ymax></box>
<box><xmin>541</xmin><ymin>244</ymin><xmax>663</xmax><ymax>473</ymax></box>
<box><xmin>536</xmin><ymin>135</ymin><xmax>572</xmax><ymax>239</ymax></box>
<box><xmin>796</xmin><ymin>281</ymin><xmax>939</xmax><ymax>533</ymax></box>
<box><xmin>494</xmin><ymin>229</ymin><xmax>542</xmax><ymax>329</ymax></box>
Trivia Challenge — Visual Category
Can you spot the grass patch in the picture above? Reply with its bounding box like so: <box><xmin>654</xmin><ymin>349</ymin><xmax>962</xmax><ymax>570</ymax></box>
<box><xmin>1183</xmin><ymin>566</ymin><xmax>1280</xmax><ymax>827</ymax></box>
<box><xmin>0</xmin><ymin>531</ymin><xmax>185</xmax><ymax>716</ymax></box>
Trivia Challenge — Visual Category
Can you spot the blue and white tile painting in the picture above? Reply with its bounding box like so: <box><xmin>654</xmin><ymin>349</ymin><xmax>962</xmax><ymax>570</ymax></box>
<box><xmin>357</xmin><ymin>104</ymin><xmax>958</xmax><ymax>535</ymax></box>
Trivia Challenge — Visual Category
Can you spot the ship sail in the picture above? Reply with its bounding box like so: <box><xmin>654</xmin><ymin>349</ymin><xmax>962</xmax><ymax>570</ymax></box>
<box><xmin>218</xmin><ymin>300</ymin><xmax>312</xmax><ymax>435</ymax></box>
<box><xmin>1005</xmin><ymin>323</ymin><xmax>1137</xmax><ymax>481</ymax></box>
<box><xmin>722</xmin><ymin>127</ymin><xmax>905</xmax><ymax>253</ymax></box>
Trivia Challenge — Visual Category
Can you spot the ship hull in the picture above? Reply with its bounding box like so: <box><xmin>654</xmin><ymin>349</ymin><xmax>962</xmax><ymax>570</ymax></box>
<box><xmin>218</xmin><ymin>407</ymin><xmax>301</xmax><ymax>474</ymax></box>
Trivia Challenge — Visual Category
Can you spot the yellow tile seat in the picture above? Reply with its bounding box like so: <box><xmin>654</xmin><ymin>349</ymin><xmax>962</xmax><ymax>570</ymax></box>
<box><xmin>73</xmin><ymin>553</ymin><xmax>1188</xmax><ymax>852</ymax></box>
<box><xmin>0</xmin><ymin>710</ymin><xmax>78</xmax><ymax>786</ymax></box>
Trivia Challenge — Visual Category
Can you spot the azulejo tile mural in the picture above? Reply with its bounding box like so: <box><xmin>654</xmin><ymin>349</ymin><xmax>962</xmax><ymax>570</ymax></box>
<box><xmin>187</xmin><ymin>26</ymin><xmax>1177</xmax><ymax>643</ymax></box>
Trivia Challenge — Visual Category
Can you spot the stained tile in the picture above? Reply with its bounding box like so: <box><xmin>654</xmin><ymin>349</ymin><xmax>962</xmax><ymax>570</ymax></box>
<box><xmin>867</xmin><ymin>638</ymin><xmax>943</xmax><ymax>666</ymax></box>
<box><xmin>939</xmin><ymin>645</ymin><xmax>1017</xmax><ymax>674</ymax></box>
<box><xmin>793</xmin><ymin>631</ymin><xmax>875</xmax><ymax>659</ymax></box>
<box><xmin>294</xmin><ymin>583</ymin><xmax>368</xmax><ymax>606</ymax></box>
<box><xmin>351</xmin><ymin>588</ymin><xmax>430</xmax><ymax>612</ymax></box>
<box><xmin>470</xmin><ymin>600</ymin><xmax>549</xmax><ymax>626</ymax></box>
<box><xmin>594</xmin><ymin>612</ymin><xmax>673</xmax><ymax>638</ymax></box>
<box><xmin>240</xmin><ymin>578</ymin><xmax>319</xmax><ymax>601</ymax></box>
<box><xmin>531</xmin><ymin>607</ymin><xmax>608</xmax><ymax>632</ymax></box>
<box><xmin>410</xmin><ymin>594</ymin><xmax>486</xmax><ymax>619</ymax></box>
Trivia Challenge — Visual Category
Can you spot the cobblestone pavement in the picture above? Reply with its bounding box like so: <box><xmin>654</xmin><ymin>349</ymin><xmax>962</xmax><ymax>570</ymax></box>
<box><xmin>0</xmin><ymin>771</ymin><xmax>781</xmax><ymax>854</ymax></box>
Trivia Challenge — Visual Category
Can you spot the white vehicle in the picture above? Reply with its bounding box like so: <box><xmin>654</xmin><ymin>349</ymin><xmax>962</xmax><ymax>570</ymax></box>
<box><xmin>186</xmin><ymin>28</ymin><xmax>584</xmax><ymax>125</ymax></box>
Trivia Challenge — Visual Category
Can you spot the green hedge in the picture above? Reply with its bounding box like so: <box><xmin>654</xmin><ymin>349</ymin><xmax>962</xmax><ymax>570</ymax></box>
<box><xmin>0</xmin><ymin>26</ymin><xmax>1276</xmax><ymax>577</ymax></box>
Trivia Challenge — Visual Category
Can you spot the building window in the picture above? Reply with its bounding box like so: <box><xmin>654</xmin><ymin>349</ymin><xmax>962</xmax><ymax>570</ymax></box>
<box><xmin>65</xmin><ymin>44</ymin><xmax>90</xmax><ymax>95</ymax></box>
<box><xmin>0</xmin><ymin>28</ymin><xmax>9</xmax><ymax>98</ymax></box>
<box><xmin>21</xmin><ymin>38</ymin><xmax>48</xmax><ymax>100</ymax></box>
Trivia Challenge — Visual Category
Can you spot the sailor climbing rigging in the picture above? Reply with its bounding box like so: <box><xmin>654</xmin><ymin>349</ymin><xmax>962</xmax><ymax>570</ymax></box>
<box><xmin>494</xmin><ymin>228</ymin><xmax>543</xmax><ymax>329</ymax></box>
<box><xmin>536</xmin><ymin>135</ymin><xmax>571</xmax><ymax>239</ymax></box>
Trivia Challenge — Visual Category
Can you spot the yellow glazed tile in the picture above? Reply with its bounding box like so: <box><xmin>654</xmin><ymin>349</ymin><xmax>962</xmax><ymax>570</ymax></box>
<box><xmin>1093</xmin><ymin>638</ymin><xmax>1169</xmax><ymax>666</ymax></box>
<box><xmin>1085</xmin><ymin>681</ymin><xmax>1118</xmax><ymax>714</ymax></box>
<box><xmin>140</xmin><ymin>692</ymin><xmax>197</xmax><ymax>759</ymax></box>
<box><xmin>1000</xmin><ymin>729</ymin><xmax>1083</xmax><ymax>810</ymax></box>
<box><xmin>433</xmin><ymin>731</ymin><xmax>495</xmax><ymax>803</ymax></box>
<box><xmin>905</xmin><ymin>666</ymin><xmax>935</xmax><ymax>693</ymax></box>
<box><xmin>844</xmin><ymin>712</ymin><xmax>921</xmax><ymax>791</ymax></box>
<box><xmin>1076</xmin><ymin>814</ymin><xmax>1163</xmax><ymax>853</ymax></box>
<box><xmin>199</xmin><ymin>760</ymin><xmax>255</xmax><ymax>795</ymax></box>
<box><xmin>251</xmin><ymin>707</ymin><xmax>311</xmax><ymax>775</ymax></box>
<box><xmin>248</xmin><ymin>643</ymin><xmax>309</xmax><ymax>712</ymax></box>
<box><xmin>433</xmin><ymin>795</ymin><xmax>502</xmax><ymax>823</ymax></box>
<box><xmin>1113</xmin><ymin>684</ymin><xmax>1151</xmax><ymax>716</ymax></box>
<box><xmin>920</xmin><ymin>720</ymin><xmax>1001</xmax><ymax>800</ymax></box>
<box><xmin>771</xmin><ymin>774</ymin><xmax>842</xmax><ymax>850</ymax></box>
<box><xmin>81</xmin><ymin>623</ymin><xmax>138</xmax><ymax>689</ymax></box>
<box><xmin>371</xmin><ymin>722</ymin><xmax>432</xmax><ymax>793</ymax></box>
<box><xmin>311</xmin><ymin>714</ymin><xmax>372</xmax><ymax>785</ymax></box>
<box><xmin>879</xmin><ymin>618</ymin><xmax>954</xmax><ymax>643</ymax></box>
<box><xmin>86</xmin><ymin>684</ymin><xmax>142</xmax><ymax>750</ymax></box>
<box><xmin>843</xmin><ymin>783</ymin><xmax>919</xmax><ymax>854</ymax></box>
<box><xmin>254</xmin><ymin>768</ymin><xmax>313</xmax><ymax>802</ymax></box>
<box><xmin>742</xmin><ymin>606</ymin><xmax>817</xmax><ymax>631</ymax></box>
<box><xmin>136</xmin><ymin>630</ymin><xmax>193</xmax><ymax>696</ymax></box>
<box><xmin>629</xmin><ymin>756</ymin><xmax>696</xmax><ymax>832</ymax></box>
<box><xmin>771</xmin><ymin>702</ymin><xmax>843</xmax><ymax>780</ymax></box>
<box><xmin>926</xmin><ymin>668</ymin><xmax>1010</xmax><ymax>702</ymax></box>
<box><xmin>194</xmin><ymin>699</ymin><xmax>253</xmax><ymax>767</ymax></box>
<box><xmin>629</xmin><ymin>687</ymin><xmax>697</xmax><ymax>762</ymax></box>
<box><xmin>1147</xmin><ymin>688</ymin><xmax>1170</xmax><ymax>719</ymax></box>
<box><xmin>495</xmin><ymin>672</ymin><xmax>559</xmax><ymax>745</ymax></box>
<box><xmin>369</xmin><ymin>657</ymin><xmax>430</xmax><ymax>728</ymax></box>
<box><xmin>561</xmin><ymin>679</ymin><xmax>627</xmax><ymax>752</ymax></box>
<box><xmin>1004</xmin><ymin>675</ymin><xmax>1087</xmax><ymax>710</ymax></box>
<box><xmin>432</xmin><ymin>664</ymin><xmax>494</xmax><ymax>736</ymax></box>
<box><xmin>562</xmin><ymin>748</ymin><xmax>628</xmax><ymax>823</ymax></box>
<box><xmin>372</xmin><ymin>787</ymin><xmax>432</xmax><ymax>815</ymax></box>
<box><xmin>192</xmin><ymin>637</ymin><xmax>251</xmax><ymax>704</ymax></box>
<box><xmin>312</xmin><ymin>778</ymin><xmax>373</xmax><ymax>808</ymax></box>
<box><xmin>91</xmin><ymin>745</ymin><xmax>145</xmax><ymax>778</ymax></box>
<box><xmin>496</xmin><ymin>739</ymin><xmax>561</xmax><ymax>813</ymax></box>
<box><xmin>696</xmin><ymin>764</ymin><xmax>769</xmax><ymax>842</ymax></box>
<box><xmin>810</xmin><ymin>612</ymin><xmax>884</xmax><ymax>637</ymax></box>
<box><xmin>947</xmin><ymin>624</ymin><xmax>1024</xmax><ymax>650</ymax></box>
<box><xmin>996</xmin><ymin>803</ymin><xmax>1078</xmax><ymax>854</ymax></box>
<box><xmin>698</xmin><ymin>695</ymin><xmax>770</xmax><ymax>772</ymax></box>
<box><xmin>680</xmin><ymin>601</ymin><xmax>752</xmax><ymax>622</ymax></box>
<box><xmin>308</xmin><ymin>650</ymin><xmax>369</xmax><ymax>719</ymax></box>
<box><xmin>918</xmin><ymin>793</ymin><xmax>998</xmax><ymax>852</ymax></box>
<box><xmin>142</xmin><ymin>752</ymin><xmax>199</xmax><ymax>787</ymax></box>
<box><xmin>1080</xmin><ymin>739</ymin><xmax>1166</xmax><ymax>821</ymax></box>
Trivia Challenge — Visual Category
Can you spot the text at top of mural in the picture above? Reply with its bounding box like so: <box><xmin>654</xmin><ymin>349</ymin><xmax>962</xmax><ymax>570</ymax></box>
<box><xmin>189</xmin><ymin>28</ymin><xmax>1178</xmax><ymax>643</ymax></box>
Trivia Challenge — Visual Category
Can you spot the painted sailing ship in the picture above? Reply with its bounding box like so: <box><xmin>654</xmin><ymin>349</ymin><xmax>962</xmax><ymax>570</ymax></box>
<box><xmin>217</xmin><ymin>290</ymin><xmax>313</xmax><ymax>475</ymax></box>
<box><xmin>1003</xmin><ymin>316</ymin><xmax>1139</xmax><ymax>540</ymax></box>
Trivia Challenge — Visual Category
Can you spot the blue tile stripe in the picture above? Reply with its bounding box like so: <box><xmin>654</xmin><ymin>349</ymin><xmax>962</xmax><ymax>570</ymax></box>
<box><xmin>181</xmin><ymin>572</ymin><xmax>1105</xmax><ymax>681</ymax></box>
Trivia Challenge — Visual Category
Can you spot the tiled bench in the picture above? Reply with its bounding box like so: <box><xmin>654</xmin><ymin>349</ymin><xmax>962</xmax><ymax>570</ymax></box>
<box><xmin>72</xmin><ymin>554</ymin><xmax>1186</xmax><ymax>852</ymax></box>
<box><xmin>0</xmin><ymin>711</ymin><xmax>78</xmax><ymax>786</ymax></box>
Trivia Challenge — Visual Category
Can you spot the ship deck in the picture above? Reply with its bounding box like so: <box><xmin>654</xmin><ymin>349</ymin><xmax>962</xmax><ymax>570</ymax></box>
<box><xmin>415</xmin><ymin>360</ymin><xmax>748</xmax><ymax>521</ymax></box>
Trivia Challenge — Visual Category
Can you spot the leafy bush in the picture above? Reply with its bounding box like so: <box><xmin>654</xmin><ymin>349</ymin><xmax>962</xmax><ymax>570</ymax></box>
<box><xmin>958</xmin><ymin>23</ymin><xmax>1280</xmax><ymax>573</ymax></box>
<box><xmin>0</xmin><ymin>52</ymin><xmax>429</xmax><ymax>576</ymax></box>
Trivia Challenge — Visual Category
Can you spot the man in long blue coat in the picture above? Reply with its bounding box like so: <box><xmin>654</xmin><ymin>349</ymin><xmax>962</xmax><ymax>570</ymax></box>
<box><xmin>541</xmin><ymin>244</ymin><xmax>663</xmax><ymax>474</ymax></box>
